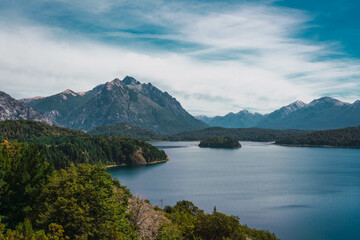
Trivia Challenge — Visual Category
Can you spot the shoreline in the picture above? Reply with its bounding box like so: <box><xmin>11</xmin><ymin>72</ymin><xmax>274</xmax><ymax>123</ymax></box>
<box><xmin>275</xmin><ymin>143</ymin><xmax>360</xmax><ymax>149</ymax></box>
<box><xmin>105</xmin><ymin>158</ymin><xmax>169</xmax><ymax>169</ymax></box>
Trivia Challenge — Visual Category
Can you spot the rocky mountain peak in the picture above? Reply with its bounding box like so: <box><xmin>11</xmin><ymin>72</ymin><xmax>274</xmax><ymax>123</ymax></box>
<box><xmin>285</xmin><ymin>100</ymin><xmax>306</xmax><ymax>112</ymax></box>
<box><xmin>61</xmin><ymin>89</ymin><xmax>77</xmax><ymax>96</ymax></box>
<box><xmin>19</xmin><ymin>96</ymin><xmax>45</xmax><ymax>104</ymax></box>
<box><xmin>105</xmin><ymin>78</ymin><xmax>123</xmax><ymax>90</ymax></box>
<box><xmin>308</xmin><ymin>97</ymin><xmax>348</xmax><ymax>107</ymax></box>
<box><xmin>122</xmin><ymin>76</ymin><xmax>141</xmax><ymax>85</ymax></box>
<box><xmin>236</xmin><ymin>110</ymin><xmax>249</xmax><ymax>114</ymax></box>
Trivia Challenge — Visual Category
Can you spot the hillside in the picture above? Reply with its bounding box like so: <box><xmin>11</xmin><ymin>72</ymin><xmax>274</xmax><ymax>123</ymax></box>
<box><xmin>88</xmin><ymin>121</ymin><xmax>161</xmax><ymax>141</ymax></box>
<box><xmin>165</xmin><ymin>127</ymin><xmax>309</xmax><ymax>142</ymax></box>
<box><xmin>21</xmin><ymin>76</ymin><xmax>208</xmax><ymax>134</ymax></box>
<box><xmin>0</xmin><ymin>120</ymin><xmax>168</xmax><ymax>169</ymax></box>
<box><xmin>0</xmin><ymin>119</ymin><xmax>86</xmax><ymax>140</ymax></box>
<box><xmin>275</xmin><ymin>126</ymin><xmax>360</xmax><ymax>147</ymax></box>
<box><xmin>0</xmin><ymin>91</ymin><xmax>57</xmax><ymax>125</ymax></box>
<box><xmin>0</xmin><ymin>149</ymin><xmax>279</xmax><ymax>240</ymax></box>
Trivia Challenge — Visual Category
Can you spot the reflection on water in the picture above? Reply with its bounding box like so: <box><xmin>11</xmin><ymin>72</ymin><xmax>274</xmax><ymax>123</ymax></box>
<box><xmin>108</xmin><ymin>141</ymin><xmax>360</xmax><ymax>240</ymax></box>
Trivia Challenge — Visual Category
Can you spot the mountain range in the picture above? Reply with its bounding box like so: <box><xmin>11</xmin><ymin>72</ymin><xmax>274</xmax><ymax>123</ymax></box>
<box><xmin>18</xmin><ymin>76</ymin><xmax>207</xmax><ymax>134</ymax></box>
<box><xmin>198</xmin><ymin>97</ymin><xmax>360</xmax><ymax>130</ymax></box>
<box><xmin>2</xmin><ymin>76</ymin><xmax>359</xmax><ymax>133</ymax></box>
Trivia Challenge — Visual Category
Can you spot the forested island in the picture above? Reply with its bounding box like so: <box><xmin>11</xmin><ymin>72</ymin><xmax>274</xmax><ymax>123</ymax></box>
<box><xmin>0</xmin><ymin>120</ymin><xmax>279</xmax><ymax>239</ymax></box>
<box><xmin>199</xmin><ymin>137</ymin><xmax>241</xmax><ymax>148</ymax></box>
<box><xmin>275</xmin><ymin>126</ymin><xmax>360</xmax><ymax>148</ymax></box>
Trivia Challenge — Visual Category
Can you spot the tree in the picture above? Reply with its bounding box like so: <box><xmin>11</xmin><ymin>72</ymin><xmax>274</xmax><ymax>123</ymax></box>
<box><xmin>194</xmin><ymin>212</ymin><xmax>246</xmax><ymax>240</ymax></box>
<box><xmin>38</xmin><ymin>164</ymin><xmax>136</xmax><ymax>239</ymax></box>
<box><xmin>0</xmin><ymin>142</ymin><xmax>52</xmax><ymax>228</ymax></box>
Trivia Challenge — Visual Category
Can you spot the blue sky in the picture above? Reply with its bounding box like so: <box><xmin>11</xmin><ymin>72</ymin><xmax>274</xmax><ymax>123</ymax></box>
<box><xmin>0</xmin><ymin>0</ymin><xmax>359</xmax><ymax>116</ymax></box>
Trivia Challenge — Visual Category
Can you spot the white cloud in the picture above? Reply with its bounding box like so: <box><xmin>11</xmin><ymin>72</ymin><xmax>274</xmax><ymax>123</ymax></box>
<box><xmin>0</xmin><ymin>1</ymin><xmax>360</xmax><ymax>116</ymax></box>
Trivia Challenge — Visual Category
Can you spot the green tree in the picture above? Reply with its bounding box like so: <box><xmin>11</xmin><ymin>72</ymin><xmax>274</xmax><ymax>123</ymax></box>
<box><xmin>194</xmin><ymin>212</ymin><xmax>246</xmax><ymax>240</ymax></box>
<box><xmin>38</xmin><ymin>164</ymin><xmax>136</xmax><ymax>239</ymax></box>
<box><xmin>0</xmin><ymin>143</ymin><xmax>53</xmax><ymax>228</ymax></box>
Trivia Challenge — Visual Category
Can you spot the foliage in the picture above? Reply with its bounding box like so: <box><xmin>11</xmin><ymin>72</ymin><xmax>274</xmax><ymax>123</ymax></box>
<box><xmin>194</xmin><ymin>212</ymin><xmax>245</xmax><ymax>240</ymax></box>
<box><xmin>199</xmin><ymin>137</ymin><xmax>241</xmax><ymax>148</ymax></box>
<box><xmin>162</xmin><ymin>201</ymin><xmax>278</xmax><ymax>240</ymax></box>
<box><xmin>89</xmin><ymin>122</ymin><xmax>162</xmax><ymax>141</ymax></box>
<box><xmin>38</xmin><ymin>163</ymin><xmax>136</xmax><ymax>240</ymax></box>
<box><xmin>0</xmin><ymin>143</ymin><xmax>53</xmax><ymax>228</ymax></box>
<box><xmin>0</xmin><ymin>120</ymin><xmax>86</xmax><ymax>140</ymax></box>
<box><xmin>0</xmin><ymin>121</ymin><xmax>280</xmax><ymax>239</ymax></box>
<box><xmin>240</xmin><ymin>225</ymin><xmax>279</xmax><ymax>240</ymax></box>
<box><xmin>24</xmin><ymin>136</ymin><xmax>168</xmax><ymax>169</ymax></box>
<box><xmin>165</xmin><ymin>127</ymin><xmax>310</xmax><ymax>142</ymax></box>
<box><xmin>0</xmin><ymin>120</ymin><xmax>168</xmax><ymax>169</ymax></box>
<box><xmin>276</xmin><ymin>125</ymin><xmax>360</xmax><ymax>147</ymax></box>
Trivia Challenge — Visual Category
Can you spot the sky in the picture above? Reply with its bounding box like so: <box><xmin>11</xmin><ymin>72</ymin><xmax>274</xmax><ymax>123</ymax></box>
<box><xmin>0</xmin><ymin>0</ymin><xmax>359</xmax><ymax>116</ymax></box>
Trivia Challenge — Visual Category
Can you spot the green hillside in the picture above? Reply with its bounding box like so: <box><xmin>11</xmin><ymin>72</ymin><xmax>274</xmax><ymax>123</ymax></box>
<box><xmin>276</xmin><ymin>126</ymin><xmax>360</xmax><ymax>147</ymax></box>
<box><xmin>0</xmin><ymin>120</ymin><xmax>86</xmax><ymax>140</ymax></box>
<box><xmin>0</xmin><ymin>147</ymin><xmax>278</xmax><ymax>240</ymax></box>
<box><xmin>89</xmin><ymin>121</ymin><xmax>161</xmax><ymax>141</ymax></box>
<box><xmin>0</xmin><ymin>120</ymin><xmax>167</xmax><ymax>169</ymax></box>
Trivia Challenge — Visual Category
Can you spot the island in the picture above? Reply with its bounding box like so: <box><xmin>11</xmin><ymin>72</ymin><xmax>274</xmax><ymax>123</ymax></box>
<box><xmin>199</xmin><ymin>136</ymin><xmax>241</xmax><ymax>148</ymax></box>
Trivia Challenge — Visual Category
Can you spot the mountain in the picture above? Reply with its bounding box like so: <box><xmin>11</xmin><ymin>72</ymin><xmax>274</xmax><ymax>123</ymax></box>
<box><xmin>205</xmin><ymin>110</ymin><xmax>264</xmax><ymax>128</ymax></box>
<box><xmin>276</xmin><ymin>125</ymin><xmax>360</xmax><ymax>148</ymax></box>
<box><xmin>0</xmin><ymin>91</ymin><xmax>57</xmax><ymax>125</ymax></box>
<box><xmin>257</xmin><ymin>97</ymin><xmax>358</xmax><ymax>130</ymax></box>
<box><xmin>255</xmin><ymin>100</ymin><xmax>306</xmax><ymax>128</ymax></box>
<box><xmin>21</xmin><ymin>76</ymin><xmax>208</xmax><ymax>134</ymax></box>
<box><xmin>198</xmin><ymin>97</ymin><xmax>360</xmax><ymax>130</ymax></box>
<box><xmin>195</xmin><ymin>115</ymin><xmax>214</xmax><ymax>124</ymax></box>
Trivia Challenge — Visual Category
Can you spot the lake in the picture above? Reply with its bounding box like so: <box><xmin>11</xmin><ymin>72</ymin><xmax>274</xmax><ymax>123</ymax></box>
<box><xmin>108</xmin><ymin>141</ymin><xmax>360</xmax><ymax>240</ymax></box>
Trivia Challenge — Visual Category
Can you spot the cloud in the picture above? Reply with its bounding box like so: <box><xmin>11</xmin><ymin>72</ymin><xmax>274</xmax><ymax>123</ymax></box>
<box><xmin>0</xmin><ymin>0</ymin><xmax>360</xmax><ymax>116</ymax></box>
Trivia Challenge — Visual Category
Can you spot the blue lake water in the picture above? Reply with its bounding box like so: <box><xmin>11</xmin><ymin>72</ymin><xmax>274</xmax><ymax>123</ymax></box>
<box><xmin>108</xmin><ymin>141</ymin><xmax>360</xmax><ymax>240</ymax></box>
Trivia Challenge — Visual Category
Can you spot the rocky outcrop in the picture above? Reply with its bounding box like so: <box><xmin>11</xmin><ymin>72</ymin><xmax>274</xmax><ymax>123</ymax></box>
<box><xmin>0</xmin><ymin>91</ymin><xmax>57</xmax><ymax>125</ymax></box>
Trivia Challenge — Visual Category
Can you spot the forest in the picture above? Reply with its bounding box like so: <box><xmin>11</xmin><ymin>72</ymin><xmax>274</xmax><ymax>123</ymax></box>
<box><xmin>0</xmin><ymin>120</ymin><xmax>167</xmax><ymax>169</ymax></box>
<box><xmin>275</xmin><ymin>126</ymin><xmax>360</xmax><ymax>147</ymax></box>
<box><xmin>165</xmin><ymin>127</ymin><xmax>309</xmax><ymax>142</ymax></box>
<box><xmin>0</xmin><ymin>143</ymin><xmax>279</xmax><ymax>239</ymax></box>
<box><xmin>199</xmin><ymin>137</ymin><xmax>241</xmax><ymax>148</ymax></box>
<box><xmin>86</xmin><ymin>121</ymin><xmax>310</xmax><ymax>142</ymax></box>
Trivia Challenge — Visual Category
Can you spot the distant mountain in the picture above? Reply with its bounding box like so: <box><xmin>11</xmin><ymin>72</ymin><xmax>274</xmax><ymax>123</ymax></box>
<box><xmin>255</xmin><ymin>100</ymin><xmax>306</xmax><ymax>128</ymax></box>
<box><xmin>257</xmin><ymin>97</ymin><xmax>358</xmax><ymax>130</ymax></box>
<box><xmin>89</xmin><ymin>122</ymin><xmax>161</xmax><ymax>141</ymax></box>
<box><xmin>21</xmin><ymin>76</ymin><xmax>208</xmax><ymax>134</ymax></box>
<box><xmin>195</xmin><ymin>115</ymin><xmax>214</xmax><ymax>124</ymax></box>
<box><xmin>198</xmin><ymin>97</ymin><xmax>360</xmax><ymax>130</ymax></box>
<box><xmin>0</xmin><ymin>91</ymin><xmax>57</xmax><ymax>125</ymax></box>
<box><xmin>205</xmin><ymin>110</ymin><xmax>264</xmax><ymax>128</ymax></box>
